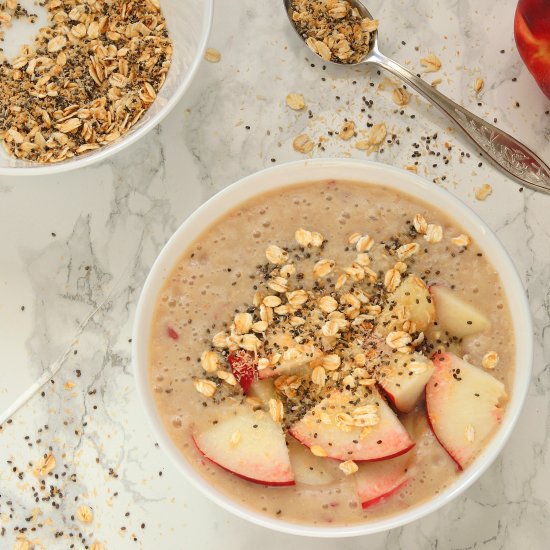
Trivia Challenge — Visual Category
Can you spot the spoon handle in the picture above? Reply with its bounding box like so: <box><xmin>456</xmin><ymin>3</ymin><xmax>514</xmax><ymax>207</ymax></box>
<box><xmin>369</xmin><ymin>52</ymin><xmax>550</xmax><ymax>194</ymax></box>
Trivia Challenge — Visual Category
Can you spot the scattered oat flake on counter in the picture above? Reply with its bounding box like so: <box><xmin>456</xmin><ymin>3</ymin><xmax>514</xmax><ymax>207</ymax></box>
<box><xmin>474</xmin><ymin>78</ymin><xmax>484</xmax><ymax>93</ymax></box>
<box><xmin>392</xmin><ymin>87</ymin><xmax>410</xmax><ymax>106</ymax></box>
<box><xmin>76</xmin><ymin>505</ymin><xmax>94</xmax><ymax>523</ymax></box>
<box><xmin>286</xmin><ymin>93</ymin><xmax>306</xmax><ymax>110</ymax></box>
<box><xmin>204</xmin><ymin>47</ymin><xmax>221</xmax><ymax>63</ymax></box>
<box><xmin>356</xmin><ymin>122</ymin><xmax>386</xmax><ymax>153</ymax></box>
<box><xmin>293</xmin><ymin>133</ymin><xmax>315</xmax><ymax>154</ymax></box>
<box><xmin>33</xmin><ymin>453</ymin><xmax>56</xmax><ymax>477</ymax></box>
<box><xmin>13</xmin><ymin>537</ymin><xmax>30</xmax><ymax>550</ymax></box>
<box><xmin>475</xmin><ymin>183</ymin><xmax>493</xmax><ymax>200</ymax></box>
<box><xmin>420</xmin><ymin>53</ymin><xmax>442</xmax><ymax>72</ymax></box>
<box><xmin>339</xmin><ymin>120</ymin><xmax>355</xmax><ymax>140</ymax></box>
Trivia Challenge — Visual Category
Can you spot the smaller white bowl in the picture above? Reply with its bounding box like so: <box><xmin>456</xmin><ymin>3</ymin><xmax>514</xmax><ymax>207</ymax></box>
<box><xmin>0</xmin><ymin>0</ymin><xmax>213</xmax><ymax>176</ymax></box>
<box><xmin>132</xmin><ymin>158</ymin><xmax>533</xmax><ymax>537</ymax></box>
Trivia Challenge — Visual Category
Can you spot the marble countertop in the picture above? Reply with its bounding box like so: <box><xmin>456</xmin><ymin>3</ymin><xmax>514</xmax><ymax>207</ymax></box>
<box><xmin>1</xmin><ymin>0</ymin><xmax>549</xmax><ymax>548</ymax></box>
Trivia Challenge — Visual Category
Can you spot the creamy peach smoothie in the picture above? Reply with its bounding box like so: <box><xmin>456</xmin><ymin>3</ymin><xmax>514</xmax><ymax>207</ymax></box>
<box><xmin>148</xmin><ymin>181</ymin><xmax>514</xmax><ymax>526</ymax></box>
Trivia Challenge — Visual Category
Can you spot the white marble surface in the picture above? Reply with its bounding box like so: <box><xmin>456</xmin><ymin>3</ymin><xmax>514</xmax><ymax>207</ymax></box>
<box><xmin>1</xmin><ymin>0</ymin><xmax>549</xmax><ymax>548</ymax></box>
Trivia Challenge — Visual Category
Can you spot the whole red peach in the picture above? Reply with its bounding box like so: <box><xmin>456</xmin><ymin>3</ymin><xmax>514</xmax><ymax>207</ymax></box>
<box><xmin>514</xmin><ymin>0</ymin><xmax>550</xmax><ymax>99</ymax></box>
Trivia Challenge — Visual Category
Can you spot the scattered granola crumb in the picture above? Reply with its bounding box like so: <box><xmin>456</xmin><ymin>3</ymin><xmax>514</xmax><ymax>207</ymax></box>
<box><xmin>310</xmin><ymin>444</ymin><xmax>328</xmax><ymax>457</ymax></box>
<box><xmin>420</xmin><ymin>53</ymin><xmax>442</xmax><ymax>72</ymax></box>
<box><xmin>405</xmin><ymin>165</ymin><xmax>418</xmax><ymax>173</ymax></box>
<box><xmin>194</xmin><ymin>379</ymin><xmax>217</xmax><ymax>397</ymax></box>
<box><xmin>475</xmin><ymin>183</ymin><xmax>493</xmax><ymax>201</ymax></box>
<box><xmin>204</xmin><ymin>47</ymin><xmax>221</xmax><ymax>63</ymax></box>
<box><xmin>413</xmin><ymin>214</ymin><xmax>428</xmax><ymax>234</ymax></box>
<box><xmin>482</xmin><ymin>351</ymin><xmax>499</xmax><ymax>370</ymax></box>
<box><xmin>339</xmin><ymin>460</ymin><xmax>359</xmax><ymax>475</ymax></box>
<box><xmin>229</xmin><ymin>431</ymin><xmax>241</xmax><ymax>447</ymax></box>
<box><xmin>396</xmin><ymin>242</ymin><xmax>419</xmax><ymax>259</ymax></box>
<box><xmin>386</xmin><ymin>331</ymin><xmax>412</xmax><ymax>350</ymax></box>
<box><xmin>201</xmin><ymin>350</ymin><xmax>221</xmax><ymax>372</ymax></box>
<box><xmin>431</xmin><ymin>78</ymin><xmax>443</xmax><ymax>87</ymax></box>
<box><xmin>266</xmin><ymin>244</ymin><xmax>289</xmax><ymax>265</ymax></box>
<box><xmin>269</xmin><ymin>398</ymin><xmax>284</xmax><ymax>423</ymax></box>
<box><xmin>311</xmin><ymin>365</ymin><xmax>327</xmax><ymax>386</ymax></box>
<box><xmin>424</xmin><ymin>224</ymin><xmax>443</xmax><ymax>243</ymax></box>
<box><xmin>293</xmin><ymin>133</ymin><xmax>315</xmax><ymax>154</ymax></box>
<box><xmin>451</xmin><ymin>234</ymin><xmax>471</xmax><ymax>247</ymax></box>
<box><xmin>286</xmin><ymin>92</ymin><xmax>306</xmax><ymax>110</ymax></box>
<box><xmin>313</xmin><ymin>258</ymin><xmax>335</xmax><ymax>278</ymax></box>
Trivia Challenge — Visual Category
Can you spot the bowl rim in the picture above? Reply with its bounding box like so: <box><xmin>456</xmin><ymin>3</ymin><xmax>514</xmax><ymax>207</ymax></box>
<box><xmin>0</xmin><ymin>0</ymin><xmax>214</xmax><ymax>177</ymax></box>
<box><xmin>132</xmin><ymin>158</ymin><xmax>533</xmax><ymax>538</ymax></box>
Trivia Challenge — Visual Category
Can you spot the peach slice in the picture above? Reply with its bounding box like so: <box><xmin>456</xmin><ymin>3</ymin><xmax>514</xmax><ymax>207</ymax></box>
<box><xmin>377</xmin><ymin>275</ymin><xmax>435</xmax><ymax>335</ymax></box>
<box><xmin>228</xmin><ymin>350</ymin><xmax>257</xmax><ymax>393</ymax></box>
<box><xmin>194</xmin><ymin>404</ymin><xmax>295</xmax><ymax>486</ymax></box>
<box><xmin>429</xmin><ymin>285</ymin><xmax>490</xmax><ymax>338</ymax></box>
<box><xmin>355</xmin><ymin>449</ymin><xmax>414</xmax><ymax>508</ymax></box>
<box><xmin>248</xmin><ymin>378</ymin><xmax>277</xmax><ymax>405</ymax></box>
<box><xmin>426</xmin><ymin>353</ymin><xmax>507</xmax><ymax>469</ymax></box>
<box><xmin>289</xmin><ymin>388</ymin><xmax>414</xmax><ymax>462</ymax></box>
<box><xmin>287</xmin><ymin>436</ymin><xmax>340</xmax><ymax>486</ymax></box>
<box><xmin>379</xmin><ymin>352</ymin><xmax>435</xmax><ymax>413</ymax></box>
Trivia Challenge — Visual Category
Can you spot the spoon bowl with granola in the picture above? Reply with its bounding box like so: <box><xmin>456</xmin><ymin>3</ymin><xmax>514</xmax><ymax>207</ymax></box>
<box><xmin>0</xmin><ymin>0</ymin><xmax>213</xmax><ymax>175</ymax></box>
<box><xmin>284</xmin><ymin>0</ymin><xmax>550</xmax><ymax>193</ymax></box>
<box><xmin>133</xmin><ymin>158</ymin><xmax>532</xmax><ymax>536</ymax></box>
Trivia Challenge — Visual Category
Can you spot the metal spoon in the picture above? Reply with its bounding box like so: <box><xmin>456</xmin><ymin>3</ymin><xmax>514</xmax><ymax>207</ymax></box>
<box><xmin>284</xmin><ymin>0</ymin><xmax>550</xmax><ymax>194</ymax></box>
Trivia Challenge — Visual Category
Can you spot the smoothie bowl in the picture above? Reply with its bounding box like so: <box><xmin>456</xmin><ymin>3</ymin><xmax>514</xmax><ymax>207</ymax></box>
<box><xmin>132</xmin><ymin>159</ymin><xmax>532</xmax><ymax>537</ymax></box>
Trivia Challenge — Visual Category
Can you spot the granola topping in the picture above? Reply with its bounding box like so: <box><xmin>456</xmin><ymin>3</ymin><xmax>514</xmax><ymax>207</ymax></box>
<box><xmin>192</xmin><ymin>212</ymin><xmax>464</xmax><ymax>430</ymax></box>
<box><xmin>0</xmin><ymin>0</ymin><xmax>172</xmax><ymax>164</ymax></box>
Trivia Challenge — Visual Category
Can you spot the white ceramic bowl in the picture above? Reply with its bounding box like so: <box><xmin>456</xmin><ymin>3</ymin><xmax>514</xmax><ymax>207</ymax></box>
<box><xmin>0</xmin><ymin>0</ymin><xmax>213</xmax><ymax>176</ymax></box>
<box><xmin>132</xmin><ymin>158</ymin><xmax>533</xmax><ymax>537</ymax></box>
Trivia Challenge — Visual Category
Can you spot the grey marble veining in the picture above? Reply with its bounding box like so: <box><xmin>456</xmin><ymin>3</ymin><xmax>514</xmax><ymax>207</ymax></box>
<box><xmin>0</xmin><ymin>0</ymin><xmax>549</xmax><ymax>548</ymax></box>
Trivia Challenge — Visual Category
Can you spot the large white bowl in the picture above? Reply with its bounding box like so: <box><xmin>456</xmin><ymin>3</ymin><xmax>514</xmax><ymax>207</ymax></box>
<box><xmin>132</xmin><ymin>159</ymin><xmax>533</xmax><ymax>537</ymax></box>
<box><xmin>0</xmin><ymin>0</ymin><xmax>213</xmax><ymax>176</ymax></box>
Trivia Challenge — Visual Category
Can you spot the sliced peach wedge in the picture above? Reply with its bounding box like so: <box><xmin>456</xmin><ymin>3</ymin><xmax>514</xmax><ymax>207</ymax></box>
<box><xmin>193</xmin><ymin>404</ymin><xmax>295</xmax><ymax>486</ymax></box>
<box><xmin>286</xmin><ymin>436</ymin><xmax>341</xmax><ymax>486</ymax></box>
<box><xmin>429</xmin><ymin>285</ymin><xmax>490</xmax><ymax>338</ymax></box>
<box><xmin>425</xmin><ymin>353</ymin><xmax>507</xmax><ymax>470</ymax></box>
<box><xmin>355</xmin><ymin>449</ymin><xmax>415</xmax><ymax>509</ymax></box>
<box><xmin>289</xmin><ymin>387</ymin><xmax>414</xmax><ymax>462</ymax></box>
<box><xmin>377</xmin><ymin>275</ymin><xmax>435</xmax><ymax>336</ymax></box>
<box><xmin>379</xmin><ymin>352</ymin><xmax>435</xmax><ymax>413</ymax></box>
